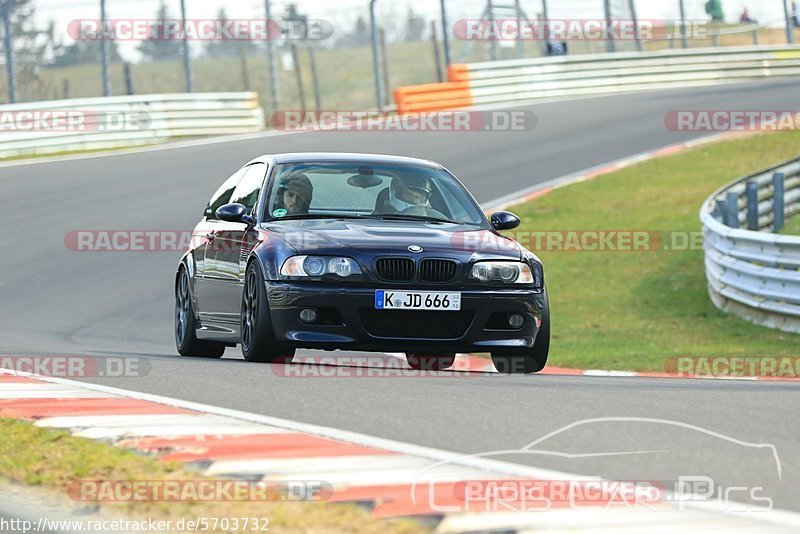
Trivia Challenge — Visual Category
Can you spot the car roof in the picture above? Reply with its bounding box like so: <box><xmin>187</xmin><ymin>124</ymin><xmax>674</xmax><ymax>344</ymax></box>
<box><xmin>247</xmin><ymin>152</ymin><xmax>443</xmax><ymax>169</ymax></box>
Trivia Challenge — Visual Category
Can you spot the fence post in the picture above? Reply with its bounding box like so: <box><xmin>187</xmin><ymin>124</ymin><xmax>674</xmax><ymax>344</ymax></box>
<box><xmin>290</xmin><ymin>44</ymin><xmax>306</xmax><ymax>113</ymax></box>
<box><xmin>1</xmin><ymin>1</ymin><xmax>15</xmax><ymax>103</ymax></box>
<box><xmin>379</xmin><ymin>28</ymin><xmax>390</xmax><ymax>105</ymax></box>
<box><xmin>100</xmin><ymin>0</ymin><xmax>111</xmax><ymax>96</ymax></box>
<box><xmin>180</xmin><ymin>0</ymin><xmax>193</xmax><ymax>93</ymax></box>
<box><xmin>628</xmin><ymin>0</ymin><xmax>642</xmax><ymax>52</ymax></box>
<box><xmin>603</xmin><ymin>0</ymin><xmax>615</xmax><ymax>53</ymax></box>
<box><xmin>514</xmin><ymin>0</ymin><xmax>524</xmax><ymax>58</ymax></box>
<box><xmin>264</xmin><ymin>0</ymin><xmax>280</xmax><ymax>115</ymax></box>
<box><xmin>678</xmin><ymin>0</ymin><xmax>688</xmax><ymax>48</ymax></box>
<box><xmin>488</xmin><ymin>0</ymin><xmax>498</xmax><ymax>61</ymax></box>
<box><xmin>123</xmin><ymin>62</ymin><xmax>134</xmax><ymax>95</ymax></box>
<box><xmin>431</xmin><ymin>20</ymin><xmax>443</xmax><ymax>82</ymax></box>
<box><xmin>745</xmin><ymin>182</ymin><xmax>759</xmax><ymax>230</ymax></box>
<box><xmin>440</xmin><ymin>0</ymin><xmax>451</xmax><ymax>68</ymax></box>
<box><xmin>308</xmin><ymin>46</ymin><xmax>321</xmax><ymax>111</ymax></box>
<box><xmin>784</xmin><ymin>0</ymin><xmax>796</xmax><ymax>44</ymax></box>
<box><xmin>773</xmin><ymin>172</ymin><xmax>786</xmax><ymax>231</ymax></box>
<box><xmin>369</xmin><ymin>0</ymin><xmax>383</xmax><ymax>112</ymax></box>
<box><xmin>62</xmin><ymin>78</ymin><xmax>69</xmax><ymax>99</ymax></box>
<box><xmin>726</xmin><ymin>191</ymin><xmax>740</xmax><ymax>228</ymax></box>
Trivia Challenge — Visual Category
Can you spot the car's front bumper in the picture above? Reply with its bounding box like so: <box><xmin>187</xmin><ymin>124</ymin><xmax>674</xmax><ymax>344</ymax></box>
<box><xmin>266</xmin><ymin>282</ymin><xmax>545</xmax><ymax>353</ymax></box>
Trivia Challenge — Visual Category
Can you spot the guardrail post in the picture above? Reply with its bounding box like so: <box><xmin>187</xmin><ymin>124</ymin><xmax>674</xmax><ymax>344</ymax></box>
<box><xmin>746</xmin><ymin>181</ymin><xmax>759</xmax><ymax>230</ymax></box>
<box><xmin>715</xmin><ymin>199</ymin><xmax>728</xmax><ymax>223</ymax></box>
<box><xmin>773</xmin><ymin>172</ymin><xmax>786</xmax><ymax>231</ymax></box>
<box><xmin>726</xmin><ymin>191</ymin><xmax>740</xmax><ymax>228</ymax></box>
<box><xmin>752</xmin><ymin>28</ymin><xmax>759</xmax><ymax>45</ymax></box>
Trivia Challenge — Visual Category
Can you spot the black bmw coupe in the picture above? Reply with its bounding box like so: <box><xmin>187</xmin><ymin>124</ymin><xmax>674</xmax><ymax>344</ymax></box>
<box><xmin>175</xmin><ymin>153</ymin><xmax>549</xmax><ymax>373</ymax></box>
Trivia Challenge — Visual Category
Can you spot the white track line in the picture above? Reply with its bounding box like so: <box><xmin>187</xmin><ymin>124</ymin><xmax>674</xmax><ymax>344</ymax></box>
<box><xmin>3</xmin><ymin>368</ymin><xmax>800</xmax><ymax>530</ymax></box>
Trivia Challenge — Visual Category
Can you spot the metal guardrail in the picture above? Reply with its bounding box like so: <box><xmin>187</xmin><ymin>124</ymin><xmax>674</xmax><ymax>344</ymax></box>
<box><xmin>701</xmin><ymin>157</ymin><xmax>800</xmax><ymax>334</ymax></box>
<box><xmin>0</xmin><ymin>92</ymin><xmax>265</xmax><ymax>159</ymax></box>
<box><xmin>395</xmin><ymin>45</ymin><xmax>800</xmax><ymax>113</ymax></box>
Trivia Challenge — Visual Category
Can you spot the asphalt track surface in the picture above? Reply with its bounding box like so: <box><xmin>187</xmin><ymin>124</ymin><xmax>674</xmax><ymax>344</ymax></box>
<box><xmin>1</xmin><ymin>79</ymin><xmax>799</xmax><ymax>514</ymax></box>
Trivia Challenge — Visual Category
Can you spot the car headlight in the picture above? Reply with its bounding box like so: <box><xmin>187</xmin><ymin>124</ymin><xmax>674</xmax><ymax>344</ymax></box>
<box><xmin>470</xmin><ymin>261</ymin><xmax>534</xmax><ymax>285</ymax></box>
<box><xmin>280</xmin><ymin>256</ymin><xmax>362</xmax><ymax>278</ymax></box>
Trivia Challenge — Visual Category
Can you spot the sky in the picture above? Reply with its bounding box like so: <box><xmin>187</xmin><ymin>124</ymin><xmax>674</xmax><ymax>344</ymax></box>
<box><xmin>33</xmin><ymin>0</ymin><xmax>797</xmax><ymax>61</ymax></box>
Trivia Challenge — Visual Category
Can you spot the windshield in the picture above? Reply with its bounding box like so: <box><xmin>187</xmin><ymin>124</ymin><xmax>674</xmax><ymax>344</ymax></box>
<box><xmin>264</xmin><ymin>162</ymin><xmax>488</xmax><ymax>226</ymax></box>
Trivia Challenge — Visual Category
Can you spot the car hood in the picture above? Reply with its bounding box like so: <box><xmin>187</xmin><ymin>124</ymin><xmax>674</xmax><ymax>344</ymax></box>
<box><xmin>261</xmin><ymin>219</ymin><xmax>523</xmax><ymax>261</ymax></box>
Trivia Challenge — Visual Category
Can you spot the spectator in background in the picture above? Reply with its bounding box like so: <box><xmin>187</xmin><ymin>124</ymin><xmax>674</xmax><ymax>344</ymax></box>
<box><xmin>739</xmin><ymin>7</ymin><xmax>756</xmax><ymax>24</ymax></box>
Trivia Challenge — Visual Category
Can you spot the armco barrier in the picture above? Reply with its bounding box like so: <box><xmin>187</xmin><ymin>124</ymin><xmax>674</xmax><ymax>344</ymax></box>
<box><xmin>395</xmin><ymin>46</ymin><xmax>800</xmax><ymax>114</ymax></box>
<box><xmin>0</xmin><ymin>92</ymin><xmax>264</xmax><ymax>159</ymax></box>
<box><xmin>701</xmin><ymin>157</ymin><xmax>800</xmax><ymax>334</ymax></box>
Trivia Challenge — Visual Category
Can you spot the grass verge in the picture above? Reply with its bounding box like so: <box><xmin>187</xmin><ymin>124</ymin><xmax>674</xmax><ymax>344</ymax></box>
<box><xmin>506</xmin><ymin>131</ymin><xmax>800</xmax><ymax>372</ymax></box>
<box><xmin>782</xmin><ymin>213</ymin><xmax>800</xmax><ymax>235</ymax></box>
<box><xmin>0</xmin><ymin>418</ymin><xmax>423</xmax><ymax>533</ymax></box>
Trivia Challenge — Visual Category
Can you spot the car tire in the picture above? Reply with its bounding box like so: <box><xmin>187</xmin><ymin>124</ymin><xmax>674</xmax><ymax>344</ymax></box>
<box><xmin>241</xmin><ymin>261</ymin><xmax>296</xmax><ymax>363</ymax></box>
<box><xmin>406</xmin><ymin>353</ymin><xmax>456</xmax><ymax>371</ymax></box>
<box><xmin>491</xmin><ymin>288</ymin><xmax>550</xmax><ymax>374</ymax></box>
<box><xmin>175</xmin><ymin>267</ymin><xmax>226</xmax><ymax>358</ymax></box>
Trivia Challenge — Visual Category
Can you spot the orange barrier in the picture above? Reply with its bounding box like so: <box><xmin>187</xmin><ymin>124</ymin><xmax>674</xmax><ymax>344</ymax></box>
<box><xmin>393</xmin><ymin>64</ymin><xmax>473</xmax><ymax>114</ymax></box>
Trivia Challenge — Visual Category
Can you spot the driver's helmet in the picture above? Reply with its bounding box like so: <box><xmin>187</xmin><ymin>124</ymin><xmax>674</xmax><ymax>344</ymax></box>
<box><xmin>389</xmin><ymin>175</ymin><xmax>433</xmax><ymax>212</ymax></box>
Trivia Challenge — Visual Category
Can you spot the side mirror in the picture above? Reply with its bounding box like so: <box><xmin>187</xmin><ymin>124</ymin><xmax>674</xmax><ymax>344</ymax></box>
<box><xmin>216</xmin><ymin>203</ymin><xmax>254</xmax><ymax>225</ymax></box>
<box><xmin>491</xmin><ymin>211</ymin><xmax>521</xmax><ymax>231</ymax></box>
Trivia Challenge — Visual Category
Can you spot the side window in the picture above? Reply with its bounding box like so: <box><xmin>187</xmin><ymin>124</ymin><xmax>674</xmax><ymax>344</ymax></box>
<box><xmin>204</xmin><ymin>168</ymin><xmax>246</xmax><ymax>220</ymax></box>
<box><xmin>230</xmin><ymin>163</ymin><xmax>268</xmax><ymax>213</ymax></box>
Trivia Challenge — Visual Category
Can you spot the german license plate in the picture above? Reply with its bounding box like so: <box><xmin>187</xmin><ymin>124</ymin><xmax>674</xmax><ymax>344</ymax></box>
<box><xmin>375</xmin><ymin>290</ymin><xmax>461</xmax><ymax>311</ymax></box>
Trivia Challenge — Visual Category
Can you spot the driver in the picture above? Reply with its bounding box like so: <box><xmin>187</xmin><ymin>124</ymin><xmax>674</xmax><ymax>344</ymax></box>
<box><xmin>277</xmin><ymin>173</ymin><xmax>313</xmax><ymax>215</ymax></box>
<box><xmin>374</xmin><ymin>175</ymin><xmax>433</xmax><ymax>214</ymax></box>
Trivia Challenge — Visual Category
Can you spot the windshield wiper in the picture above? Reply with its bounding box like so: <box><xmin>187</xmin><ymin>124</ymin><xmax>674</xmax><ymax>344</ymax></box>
<box><xmin>370</xmin><ymin>214</ymin><xmax>471</xmax><ymax>225</ymax></box>
<box><xmin>267</xmin><ymin>214</ymin><xmax>364</xmax><ymax>222</ymax></box>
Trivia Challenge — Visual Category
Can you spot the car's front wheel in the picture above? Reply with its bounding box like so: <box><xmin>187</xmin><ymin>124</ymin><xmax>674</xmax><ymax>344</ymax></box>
<box><xmin>406</xmin><ymin>354</ymin><xmax>456</xmax><ymax>371</ymax></box>
<box><xmin>491</xmin><ymin>289</ymin><xmax>550</xmax><ymax>374</ymax></box>
<box><xmin>175</xmin><ymin>267</ymin><xmax>226</xmax><ymax>358</ymax></box>
<box><xmin>241</xmin><ymin>261</ymin><xmax>296</xmax><ymax>363</ymax></box>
